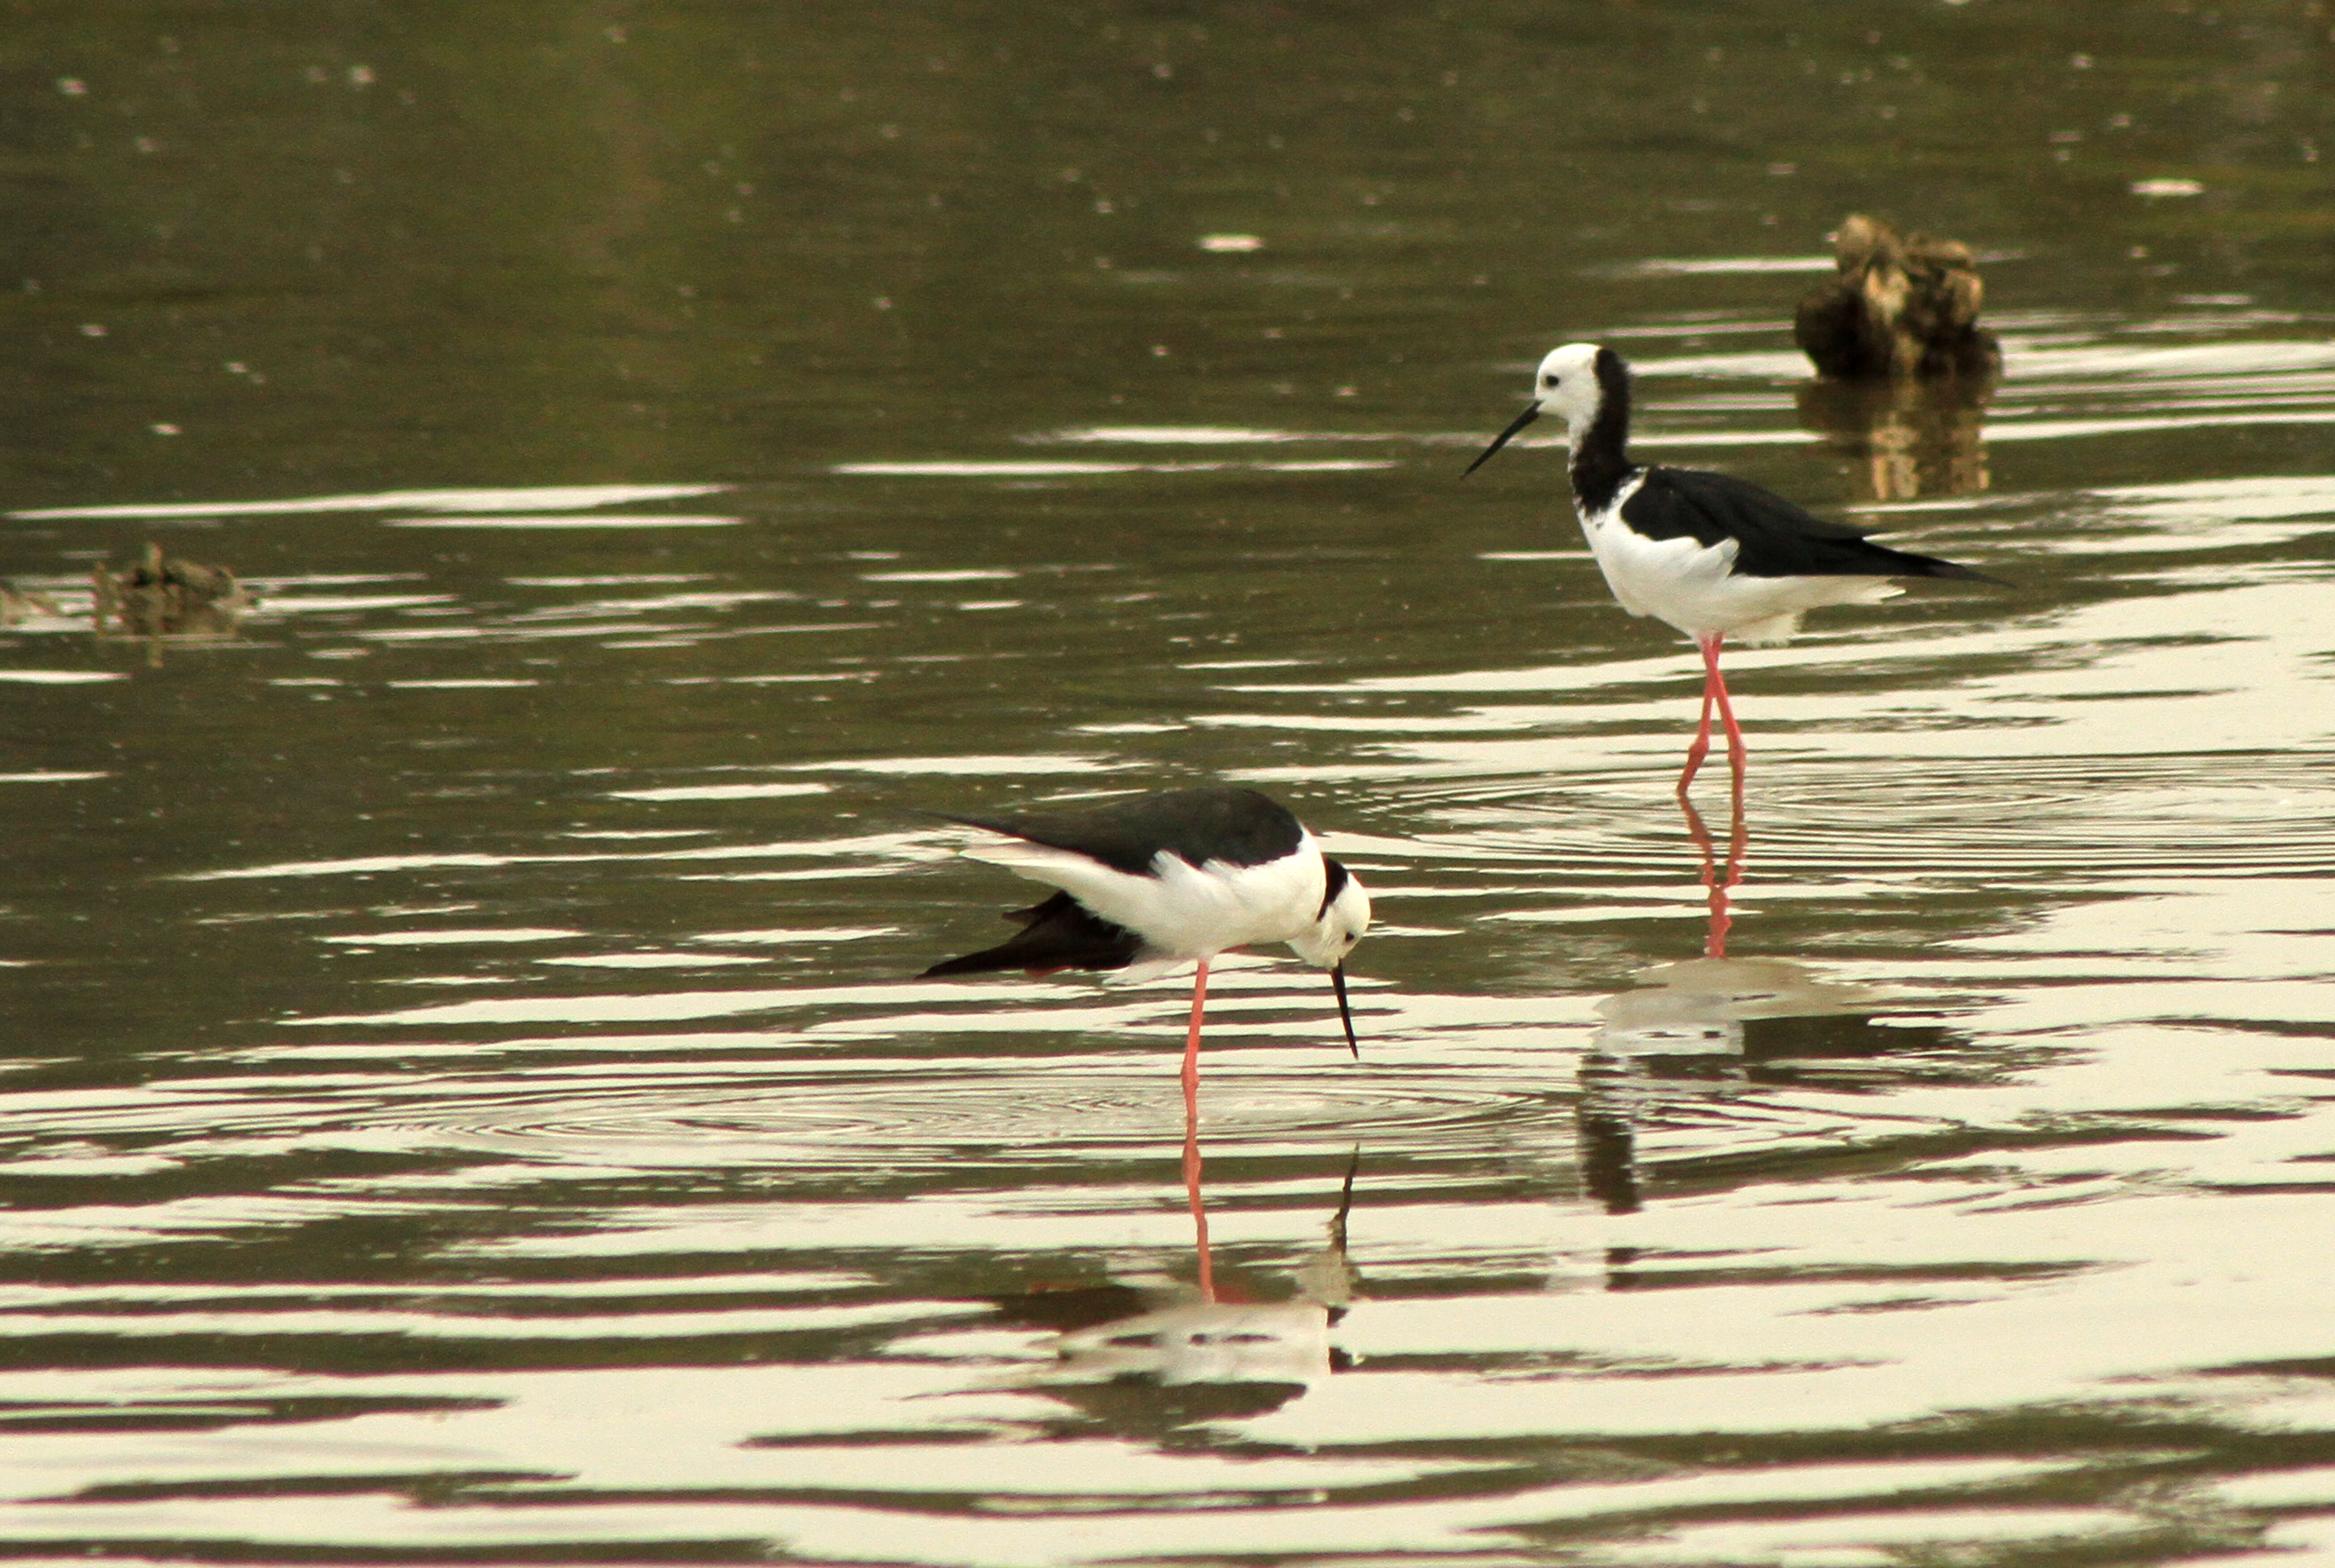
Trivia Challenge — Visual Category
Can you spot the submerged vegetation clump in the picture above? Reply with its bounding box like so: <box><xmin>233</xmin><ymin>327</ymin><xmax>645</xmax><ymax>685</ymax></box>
<box><xmin>92</xmin><ymin>543</ymin><xmax>254</xmax><ymax>637</ymax></box>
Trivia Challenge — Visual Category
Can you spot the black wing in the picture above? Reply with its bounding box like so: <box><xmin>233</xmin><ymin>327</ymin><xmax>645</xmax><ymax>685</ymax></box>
<box><xmin>921</xmin><ymin>891</ymin><xmax>1145</xmax><ymax>978</ymax></box>
<box><xmin>944</xmin><ymin>786</ymin><xmax>1304</xmax><ymax>876</ymax></box>
<box><xmin>1630</xmin><ymin>466</ymin><xmax>1994</xmax><ymax>581</ymax></box>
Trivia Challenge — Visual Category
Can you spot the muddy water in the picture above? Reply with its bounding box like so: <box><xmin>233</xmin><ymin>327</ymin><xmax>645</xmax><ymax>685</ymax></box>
<box><xmin>6</xmin><ymin>4</ymin><xmax>2335</xmax><ymax>1564</ymax></box>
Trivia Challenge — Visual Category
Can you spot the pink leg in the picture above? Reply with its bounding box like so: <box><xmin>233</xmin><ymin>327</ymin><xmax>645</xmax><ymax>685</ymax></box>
<box><xmin>1180</xmin><ymin>958</ymin><xmax>1214</xmax><ymax>1300</ymax></box>
<box><xmin>1180</xmin><ymin>957</ymin><xmax>1210</xmax><ymax>1108</ymax></box>
<box><xmin>1677</xmin><ymin>661</ymin><xmax>1716</xmax><ymax>796</ymax></box>
<box><xmin>1701</xmin><ymin>633</ymin><xmax>1748</xmax><ymax>794</ymax></box>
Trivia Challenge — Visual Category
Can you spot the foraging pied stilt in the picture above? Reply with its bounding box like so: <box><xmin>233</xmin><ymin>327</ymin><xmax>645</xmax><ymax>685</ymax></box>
<box><xmin>922</xmin><ymin>786</ymin><xmax>1372</xmax><ymax>1112</ymax></box>
<box><xmin>1465</xmin><ymin>342</ymin><xmax>1995</xmax><ymax>792</ymax></box>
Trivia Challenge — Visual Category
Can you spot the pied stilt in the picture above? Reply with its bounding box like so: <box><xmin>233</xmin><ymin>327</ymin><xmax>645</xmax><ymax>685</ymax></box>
<box><xmin>922</xmin><ymin>786</ymin><xmax>1372</xmax><ymax>1111</ymax></box>
<box><xmin>1465</xmin><ymin>342</ymin><xmax>1996</xmax><ymax>791</ymax></box>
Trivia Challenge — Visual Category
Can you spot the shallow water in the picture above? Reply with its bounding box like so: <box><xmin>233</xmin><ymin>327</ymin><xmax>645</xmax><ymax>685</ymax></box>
<box><xmin>7</xmin><ymin>4</ymin><xmax>2335</xmax><ymax>1564</ymax></box>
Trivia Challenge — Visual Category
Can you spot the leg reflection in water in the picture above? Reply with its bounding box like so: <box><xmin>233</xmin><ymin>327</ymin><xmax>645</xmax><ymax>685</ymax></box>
<box><xmin>1182</xmin><ymin>1067</ymin><xmax>1215</xmax><ymax>1302</ymax></box>
<box><xmin>1574</xmin><ymin>790</ymin><xmax>1756</xmax><ymax>1222</ymax></box>
<box><xmin>974</xmin><ymin>1147</ymin><xmax>1362</xmax><ymax>1438</ymax></box>
<box><xmin>1032</xmin><ymin>1141</ymin><xmax>1359</xmax><ymax>1401</ymax></box>
<box><xmin>1573</xmin><ymin>793</ymin><xmax>1964</xmax><ymax>1260</ymax></box>
<box><xmin>1679</xmin><ymin>786</ymin><xmax>1749</xmax><ymax>959</ymax></box>
<box><xmin>1182</xmin><ymin>1122</ymin><xmax>1360</xmax><ymax>1315</ymax></box>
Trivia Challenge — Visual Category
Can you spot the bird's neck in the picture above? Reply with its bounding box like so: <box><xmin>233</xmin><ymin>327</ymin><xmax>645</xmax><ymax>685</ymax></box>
<box><xmin>1568</xmin><ymin>398</ymin><xmax>1634</xmax><ymax>514</ymax></box>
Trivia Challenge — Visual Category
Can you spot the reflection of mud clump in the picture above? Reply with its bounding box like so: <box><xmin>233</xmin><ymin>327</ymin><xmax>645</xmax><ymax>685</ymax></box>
<box><xmin>0</xmin><ymin>583</ymin><xmax>62</xmax><ymax>625</ymax></box>
<box><xmin>1798</xmin><ymin>377</ymin><xmax>1993</xmax><ymax>501</ymax></box>
<box><xmin>93</xmin><ymin>543</ymin><xmax>254</xmax><ymax>637</ymax></box>
<box><xmin>1795</xmin><ymin>214</ymin><xmax>2001</xmax><ymax>381</ymax></box>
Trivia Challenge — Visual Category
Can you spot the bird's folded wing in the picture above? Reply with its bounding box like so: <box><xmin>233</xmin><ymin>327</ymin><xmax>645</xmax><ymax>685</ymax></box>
<box><xmin>1646</xmin><ymin>467</ymin><xmax>1986</xmax><ymax>580</ymax></box>
<box><xmin>944</xmin><ymin>788</ymin><xmax>1303</xmax><ymax>876</ymax></box>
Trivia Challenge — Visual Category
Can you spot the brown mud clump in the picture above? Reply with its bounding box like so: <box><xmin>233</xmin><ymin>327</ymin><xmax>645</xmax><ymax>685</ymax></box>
<box><xmin>1794</xmin><ymin>214</ymin><xmax>2001</xmax><ymax>381</ymax></box>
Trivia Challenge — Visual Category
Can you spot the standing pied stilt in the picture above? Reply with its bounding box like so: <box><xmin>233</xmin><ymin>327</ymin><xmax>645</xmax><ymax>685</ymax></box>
<box><xmin>921</xmin><ymin>786</ymin><xmax>1372</xmax><ymax>1123</ymax></box>
<box><xmin>1465</xmin><ymin>342</ymin><xmax>1996</xmax><ymax>793</ymax></box>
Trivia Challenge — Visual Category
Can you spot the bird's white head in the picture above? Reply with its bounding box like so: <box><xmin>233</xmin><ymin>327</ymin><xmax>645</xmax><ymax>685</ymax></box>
<box><xmin>1528</xmin><ymin>342</ymin><xmax>1608</xmax><ymax>433</ymax></box>
<box><xmin>1463</xmin><ymin>341</ymin><xmax>1622</xmax><ymax>477</ymax></box>
<box><xmin>1287</xmin><ymin>859</ymin><xmax>1371</xmax><ymax>971</ymax></box>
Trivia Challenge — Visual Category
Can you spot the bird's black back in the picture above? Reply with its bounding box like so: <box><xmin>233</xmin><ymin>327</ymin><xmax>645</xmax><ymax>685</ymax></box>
<box><xmin>1624</xmin><ymin>465</ymin><xmax>1991</xmax><ymax>581</ymax></box>
<box><xmin>921</xmin><ymin>891</ymin><xmax>1144</xmax><ymax>977</ymax></box>
<box><xmin>944</xmin><ymin>785</ymin><xmax>1305</xmax><ymax>876</ymax></box>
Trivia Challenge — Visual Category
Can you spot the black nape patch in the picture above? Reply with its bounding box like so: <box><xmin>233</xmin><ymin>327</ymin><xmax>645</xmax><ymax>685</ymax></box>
<box><xmin>1316</xmin><ymin>858</ymin><xmax>1351</xmax><ymax>919</ymax></box>
<box><xmin>1572</xmin><ymin>348</ymin><xmax>1637</xmax><ymax>513</ymax></box>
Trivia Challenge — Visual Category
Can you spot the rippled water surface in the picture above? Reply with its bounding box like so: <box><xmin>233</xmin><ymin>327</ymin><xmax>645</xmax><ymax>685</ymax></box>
<box><xmin>8</xmin><ymin>4</ymin><xmax>2335</xmax><ymax>1564</ymax></box>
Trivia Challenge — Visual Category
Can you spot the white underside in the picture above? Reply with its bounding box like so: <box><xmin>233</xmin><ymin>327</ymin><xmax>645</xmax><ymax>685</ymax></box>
<box><xmin>961</xmin><ymin>830</ymin><xmax>1329</xmax><ymax>983</ymax></box>
<box><xmin>1581</xmin><ymin>473</ymin><xmax>1902</xmax><ymax>646</ymax></box>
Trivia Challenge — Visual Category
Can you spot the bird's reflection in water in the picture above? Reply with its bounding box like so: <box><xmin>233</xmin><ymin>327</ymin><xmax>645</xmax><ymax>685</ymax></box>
<box><xmin>1795</xmin><ymin>376</ymin><xmax>1995</xmax><ymax>503</ymax></box>
<box><xmin>1054</xmin><ymin>1151</ymin><xmax>1356</xmax><ymax>1389</ymax></box>
<box><xmin>982</xmin><ymin>1140</ymin><xmax>1360</xmax><ymax>1432</ymax></box>
<box><xmin>1577</xmin><ymin>791</ymin><xmax>1959</xmax><ymax>1230</ymax></box>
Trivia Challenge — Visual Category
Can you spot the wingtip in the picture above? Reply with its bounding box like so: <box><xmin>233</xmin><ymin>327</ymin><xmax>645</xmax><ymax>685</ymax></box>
<box><xmin>918</xmin><ymin>954</ymin><xmax>982</xmax><ymax>979</ymax></box>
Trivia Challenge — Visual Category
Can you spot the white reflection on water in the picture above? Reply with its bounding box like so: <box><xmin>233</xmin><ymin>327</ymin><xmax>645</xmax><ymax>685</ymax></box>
<box><xmin>385</xmin><ymin>514</ymin><xmax>742</xmax><ymax>529</ymax></box>
<box><xmin>318</xmin><ymin>928</ymin><xmax>586</xmax><ymax>946</ymax></box>
<box><xmin>8</xmin><ymin>483</ymin><xmax>727</xmax><ymax>520</ymax></box>
<box><xmin>834</xmin><ymin>458</ymin><xmax>1398</xmax><ymax>474</ymax></box>
<box><xmin>604</xmin><ymin>782</ymin><xmax>832</xmax><ymax>801</ymax></box>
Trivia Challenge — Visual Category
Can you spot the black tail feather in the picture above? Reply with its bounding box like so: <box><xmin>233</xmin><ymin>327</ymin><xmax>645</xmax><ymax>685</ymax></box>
<box><xmin>1869</xmin><ymin>543</ymin><xmax>2010</xmax><ymax>586</ymax></box>
<box><xmin>922</xmin><ymin>891</ymin><xmax>1144</xmax><ymax>978</ymax></box>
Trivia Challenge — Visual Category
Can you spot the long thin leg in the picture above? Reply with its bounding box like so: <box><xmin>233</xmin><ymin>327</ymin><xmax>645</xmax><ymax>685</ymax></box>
<box><xmin>1180</xmin><ymin>957</ymin><xmax>1211</xmax><ymax>1109</ymax></box>
<box><xmin>1701</xmin><ymin>633</ymin><xmax>1749</xmax><ymax>795</ymax></box>
<box><xmin>1676</xmin><ymin>649</ymin><xmax>1717</xmax><ymax>796</ymax></box>
<box><xmin>1180</xmin><ymin>957</ymin><xmax>1215</xmax><ymax>1300</ymax></box>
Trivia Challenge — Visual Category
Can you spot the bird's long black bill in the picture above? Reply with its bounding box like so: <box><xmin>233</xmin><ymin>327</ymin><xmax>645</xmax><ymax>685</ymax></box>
<box><xmin>1462</xmin><ymin>402</ymin><xmax>1540</xmax><ymax>477</ymax></box>
<box><xmin>1330</xmin><ymin>964</ymin><xmax>1359</xmax><ymax>1060</ymax></box>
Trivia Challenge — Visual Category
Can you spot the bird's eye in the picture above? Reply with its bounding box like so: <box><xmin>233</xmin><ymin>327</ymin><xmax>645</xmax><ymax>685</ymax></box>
<box><xmin>1540</xmin><ymin>374</ymin><xmax>1558</xmax><ymax>389</ymax></box>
